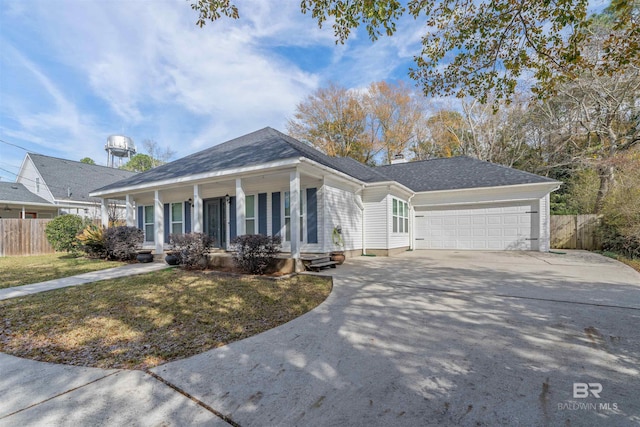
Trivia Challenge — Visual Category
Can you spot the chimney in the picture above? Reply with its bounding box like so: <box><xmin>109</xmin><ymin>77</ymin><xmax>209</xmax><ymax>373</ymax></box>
<box><xmin>391</xmin><ymin>153</ymin><xmax>407</xmax><ymax>164</ymax></box>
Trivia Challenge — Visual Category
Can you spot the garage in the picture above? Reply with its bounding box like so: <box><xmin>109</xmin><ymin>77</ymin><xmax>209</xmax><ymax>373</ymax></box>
<box><xmin>414</xmin><ymin>201</ymin><xmax>539</xmax><ymax>250</ymax></box>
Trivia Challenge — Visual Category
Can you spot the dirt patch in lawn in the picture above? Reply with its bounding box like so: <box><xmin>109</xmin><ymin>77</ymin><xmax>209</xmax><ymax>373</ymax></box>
<box><xmin>0</xmin><ymin>269</ymin><xmax>332</xmax><ymax>370</ymax></box>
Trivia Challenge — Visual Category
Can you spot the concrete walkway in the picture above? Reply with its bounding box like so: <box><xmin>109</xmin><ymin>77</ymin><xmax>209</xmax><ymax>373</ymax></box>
<box><xmin>0</xmin><ymin>262</ymin><xmax>168</xmax><ymax>300</ymax></box>
<box><xmin>1</xmin><ymin>251</ymin><xmax>639</xmax><ymax>426</ymax></box>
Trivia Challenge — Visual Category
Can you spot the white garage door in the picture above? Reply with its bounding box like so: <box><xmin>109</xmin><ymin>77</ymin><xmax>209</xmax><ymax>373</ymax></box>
<box><xmin>414</xmin><ymin>202</ymin><xmax>538</xmax><ymax>250</ymax></box>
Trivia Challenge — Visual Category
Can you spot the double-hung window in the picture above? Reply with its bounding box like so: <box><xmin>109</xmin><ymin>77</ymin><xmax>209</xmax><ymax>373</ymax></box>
<box><xmin>393</xmin><ymin>198</ymin><xmax>409</xmax><ymax>234</ymax></box>
<box><xmin>283</xmin><ymin>191</ymin><xmax>304</xmax><ymax>242</ymax></box>
<box><xmin>170</xmin><ymin>203</ymin><xmax>183</xmax><ymax>235</ymax></box>
<box><xmin>144</xmin><ymin>205</ymin><xmax>154</xmax><ymax>242</ymax></box>
<box><xmin>245</xmin><ymin>195</ymin><xmax>256</xmax><ymax>234</ymax></box>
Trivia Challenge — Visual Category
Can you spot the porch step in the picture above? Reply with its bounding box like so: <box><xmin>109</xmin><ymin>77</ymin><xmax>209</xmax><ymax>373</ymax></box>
<box><xmin>302</xmin><ymin>254</ymin><xmax>338</xmax><ymax>272</ymax></box>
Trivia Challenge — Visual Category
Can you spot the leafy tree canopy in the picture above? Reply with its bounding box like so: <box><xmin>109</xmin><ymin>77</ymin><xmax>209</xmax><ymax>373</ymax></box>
<box><xmin>79</xmin><ymin>157</ymin><xmax>96</xmax><ymax>165</ymax></box>
<box><xmin>120</xmin><ymin>153</ymin><xmax>155</xmax><ymax>172</ymax></box>
<box><xmin>190</xmin><ymin>0</ymin><xmax>639</xmax><ymax>102</ymax></box>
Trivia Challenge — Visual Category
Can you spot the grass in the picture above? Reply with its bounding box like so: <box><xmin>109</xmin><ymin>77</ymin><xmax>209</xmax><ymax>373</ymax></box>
<box><xmin>0</xmin><ymin>269</ymin><xmax>332</xmax><ymax>370</ymax></box>
<box><xmin>600</xmin><ymin>251</ymin><xmax>640</xmax><ymax>273</ymax></box>
<box><xmin>0</xmin><ymin>253</ymin><xmax>125</xmax><ymax>289</ymax></box>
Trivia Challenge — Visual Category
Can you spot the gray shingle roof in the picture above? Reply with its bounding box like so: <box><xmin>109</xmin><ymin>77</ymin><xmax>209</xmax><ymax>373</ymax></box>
<box><xmin>94</xmin><ymin>127</ymin><xmax>389</xmax><ymax>193</ymax></box>
<box><xmin>376</xmin><ymin>156</ymin><xmax>558</xmax><ymax>192</ymax></box>
<box><xmin>28</xmin><ymin>154</ymin><xmax>137</xmax><ymax>202</ymax></box>
<box><xmin>0</xmin><ymin>182</ymin><xmax>53</xmax><ymax>204</ymax></box>
<box><xmin>91</xmin><ymin>128</ymin><xmax>557</xmax><ymax>195</ymax></box>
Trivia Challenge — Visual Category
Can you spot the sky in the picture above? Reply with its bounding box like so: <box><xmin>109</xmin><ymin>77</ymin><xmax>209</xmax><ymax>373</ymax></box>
<box><xmin>0</xmin><ymin>0</ymin><xmax>426</xmax><ymax>181</ymax></box>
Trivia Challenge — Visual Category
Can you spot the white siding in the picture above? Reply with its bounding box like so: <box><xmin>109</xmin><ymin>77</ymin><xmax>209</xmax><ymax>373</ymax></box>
<box><xmin>412</xmin><ymin>184</ymin><xmax>556</xmax><ymax>207</ymax></box>
<box><xmin>324</xmin><ymin>184</ymin><xmax>362</xmax><ymax>252</ymax></box>
<box><xmin>362</xmin><ymin>187</ymin><xmax>388</xmax><ymax>249</ymax></box>
<box><xmin>539</xmin><ymin>194</ymin><xmax>550</xmax><ymax>252</ymax></box>
<box><xmin>16</xmin><ymin>156</ymin><xmax>54</xmax><ymax>203</ymax></box>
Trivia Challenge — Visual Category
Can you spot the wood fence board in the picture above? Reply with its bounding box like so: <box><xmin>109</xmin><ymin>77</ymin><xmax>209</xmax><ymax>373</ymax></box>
<box><xmin>0</xmin><ymin>219</ymin><xmax>55</xmax><ymax>256</ymax></box>
<box><xmin>551</xmin><ymin>214</ymin><xmax>602</xmax><ymax>250</ymax></box>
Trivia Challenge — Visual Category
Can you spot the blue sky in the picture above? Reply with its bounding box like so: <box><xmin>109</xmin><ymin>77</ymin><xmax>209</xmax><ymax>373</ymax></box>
<box><xmin>0</xmin><ymin>0</ymin><xmax>425</xmax><ymax>181</ymax></box>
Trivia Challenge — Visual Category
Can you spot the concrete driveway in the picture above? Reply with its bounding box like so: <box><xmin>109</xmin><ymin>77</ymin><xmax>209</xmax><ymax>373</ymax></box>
<box><xmin>2</xmin><ymin>250</ymin><xmax>639</xmax><ymax>426</ymax></box>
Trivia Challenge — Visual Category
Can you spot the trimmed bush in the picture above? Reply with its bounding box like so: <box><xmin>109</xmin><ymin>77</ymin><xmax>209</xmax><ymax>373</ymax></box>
<box><xmin>45</xmin><ymin>214</ymin><xmax>87</xmax><ymax>254</ymax></box>
<box><xmin>104</xmin><ymin>226</ymin><xmax>143</xmax><ymax>261</ymax></box>
<box><xmin>231</xmin><ymin>234</ymin><xmax>282</xmax><ymax>275</ymax></box>
<box><xmin>170</xmin><ymin>233</ymin><xmax>214</xmax><ymax>269</ymax></box>
<box><xmin>77</xmin><ymin>224</ymin><xmax>107</xmax><ymax>258</ymax></box>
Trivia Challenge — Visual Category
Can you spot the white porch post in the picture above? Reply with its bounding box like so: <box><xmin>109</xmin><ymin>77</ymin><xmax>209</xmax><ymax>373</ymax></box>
<box><xmin>154</xmin><ymin>190</ymin><xmax>164</xmax><ymax>255</ymax></box>
<box><xmin>235</xmin><ymin>178</ymin><xmax>245</xmax><ymax>236</ymax></box>
<box><xmin>225</xmin><ymin>196</ymin><xmax>231</xmax><ymax>250</ymax></box>
<box><xmin>101</xmin><ymin>199</ymin><xmax>109</xmax><ymax>228</ymax></box>
<box><xmin>290</xmin><ymin>170</ymin><xmax>300</xmax><ymax>261</ymax></box>
<box><xmin>193</xmin><ymin>184</ymin><xmax>202</xmax><ymax>233</ymax></box>
<box><xmin>125</xmin><ymin>195</ymin><xmax>134</xmax><ymax>227</ymax></box>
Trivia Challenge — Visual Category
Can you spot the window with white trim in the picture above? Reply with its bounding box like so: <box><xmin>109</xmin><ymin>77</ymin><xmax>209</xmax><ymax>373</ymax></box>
<box><xmin>144</xmin><ymin>205</ymin><xmax>154</xmax><ymax>242</ymax></box>
<box><xmin>170</xmin><ymin>202</ymin><xmax>183</xmax><ymax>235</ymax></box>
<box><xmin>393</xmin><ymin>198</ymin><xmax>409</xmax><ymax>234</ymax></box>
<box><xmin>245</xmin><ymin>195</ymin><xmax>256</xmax><ymax>234</ymax></box>
<box><xmin>283</xmin><ymin>190</ymin><xmax>305</xmax><ymax>242</ymax></box>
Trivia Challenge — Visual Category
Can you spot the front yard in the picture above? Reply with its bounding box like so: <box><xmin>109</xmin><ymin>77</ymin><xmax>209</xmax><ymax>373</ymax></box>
<box><xmin>0</xmin><ymin>269</ymin><xmax>332</xmax><ymax>370</ymax></box>
<box><xmin>0</xmin><ymin>253</ymin><xmax>125</xmax><ymax>289</ymax></box>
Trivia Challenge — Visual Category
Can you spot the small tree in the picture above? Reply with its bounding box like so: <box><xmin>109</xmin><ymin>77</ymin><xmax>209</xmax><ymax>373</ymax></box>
<box><xmin>231</xmin><ymin>234</ymin><xmax>282</xmax><ymax>275</ymax></box>
<box><xmin>45</xmin><ymin>214</ymin><xmax>87</xmax><ymax>254</ymax></box>
<box><xmin>170</xmin><ymin>233</ymin><xmax>214</xmax><ymax>269</ymax></box>
<box><xmin>77</xmin><ymin>224</ymin><xmax>106</xmax><ymax>258</ymax></box>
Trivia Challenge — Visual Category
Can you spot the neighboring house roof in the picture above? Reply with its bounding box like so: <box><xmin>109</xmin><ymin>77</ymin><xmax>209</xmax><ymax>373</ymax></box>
<box><xmin>0</xmin><ymin>182</ymin><xmax>53</xmax><ymax>204</ymax></box>
<box><xmin>376</xmin><ymin>156</ymin><xmax>558</xmax><ymax>192</ymax></box>
<box><xmin>28</xmin><ymin>153</ymin><xmax>137</xmax><ymax>203</ymax></box>
<box><xmin>94</xmin><ymin>127</ymin><xmax>390</xmax><ymax>193</ymax></box>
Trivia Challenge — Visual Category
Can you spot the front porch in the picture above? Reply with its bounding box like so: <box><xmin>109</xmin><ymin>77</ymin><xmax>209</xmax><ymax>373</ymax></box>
<box><xmin>98</xmin><ymin>164</ymin><xmax>359</xmax><ymax>271</ymax></box>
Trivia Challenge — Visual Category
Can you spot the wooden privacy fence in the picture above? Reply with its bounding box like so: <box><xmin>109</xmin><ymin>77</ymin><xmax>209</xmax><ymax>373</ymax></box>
<box><xmin>0</xmin><ymin>219</ymin><xmax>55</xmax><ymax>257</ymax></box>
<box><xmin>551</xmin><ymin>214</ymin><xmax>602</xmax><ymax>250</ymax></box>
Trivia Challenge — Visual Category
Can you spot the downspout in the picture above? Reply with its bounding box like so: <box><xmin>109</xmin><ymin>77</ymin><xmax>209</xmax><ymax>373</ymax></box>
<box><xmin>408</xmin><ymin>193</ymin><xmax>416</xmax><ymax>251</ymax></box>
<box><xmin>355</xmin><ymin>185</ymin><xmax>365</xmax><ymax>255</ymax></box>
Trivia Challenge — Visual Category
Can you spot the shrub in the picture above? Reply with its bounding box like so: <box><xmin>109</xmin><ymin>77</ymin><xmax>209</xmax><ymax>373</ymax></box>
<box><xmin>231</xmin><ymin>234</ymin><xmax>282</xmax><ymax>275</ymax></box>
<box><xmin>77</xmin><ymin>224</ymin><xmax>106</xmax><ymax>258</ymax></box>
<box><xmin>104</xmin><ymin>226</ymin><xmax>143</xmax><ymax>261</ymax></box>
<box><xmin>45</xmin><ymin>214</ymin><xmax>87</xmax><ymax>254</ymax></box>
<box><xmin>600</xmin><ymin>224</ymin><xmax>640</xmax><ymax>260</ymax></box>
<box><xmin>170</xmin><ymin>233</ymin><xmax>214</xmax><ymax>269</ymax></box>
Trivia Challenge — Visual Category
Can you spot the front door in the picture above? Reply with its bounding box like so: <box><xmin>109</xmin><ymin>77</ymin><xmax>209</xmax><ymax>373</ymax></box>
<box><xmin>204</xmin><ymin>198</ymin><xmax>226</xmax><ymax>248</ymax></box>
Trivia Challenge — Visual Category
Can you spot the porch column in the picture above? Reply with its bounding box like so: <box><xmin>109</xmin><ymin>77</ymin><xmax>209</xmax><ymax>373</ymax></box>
<box><xmin>193</xmin><ymin>184</ymin><xmax>202</xmax><ymax>233</ymax></box>
<box><xmin>101</xmin><ymin>199</ymin><xmax>109</xmax><ymax>228</ymax></box>
<box><xmin>235</xmin><ymin>178</ymin><xmax>245</xmax><ymax>236</ymax></box>
<box><xmin>154</xmin><ymin>190</ymin><xmax>164</xmax><ymax>255</ymax></box>
<box><xmin>290</xmin><ymin>170</ymin><xmax>300</xmax><ymax>260</ymax></box>
<box><xmin>125</xmin><ymin>195</ymin><xmax>134</xmax><ymax>227</ymax></box>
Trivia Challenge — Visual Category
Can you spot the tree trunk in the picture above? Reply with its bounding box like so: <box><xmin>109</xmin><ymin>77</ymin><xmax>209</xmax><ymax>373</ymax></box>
<box><xmin>594</xmin><ymin>164</ymin><xmax>615</xmax><ymax>213</ymax></box>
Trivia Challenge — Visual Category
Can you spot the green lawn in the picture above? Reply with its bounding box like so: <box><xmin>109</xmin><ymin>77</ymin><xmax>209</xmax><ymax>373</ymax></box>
<box><xmin>0</xmin><ymin>253</ymin><xmax>125</xmax><ymax>289</ymax></box>
<box><xmin>0</xmin><ymin>269</ymin><xmax>332</xmax><ymax>369</ymax></box>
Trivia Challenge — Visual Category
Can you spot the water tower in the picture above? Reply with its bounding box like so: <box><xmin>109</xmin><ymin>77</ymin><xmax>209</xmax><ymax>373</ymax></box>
<box><xmin>105</xmin><ymin>135</ymin><xmax>136</xmax><ymax>167</ymax></box>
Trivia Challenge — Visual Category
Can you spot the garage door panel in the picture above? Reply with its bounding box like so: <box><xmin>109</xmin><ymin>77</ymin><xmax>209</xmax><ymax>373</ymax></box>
<box><xmin>415</xmin><ymin>202</ymin><xmax>538</xmax><ymax>251</ymax></box>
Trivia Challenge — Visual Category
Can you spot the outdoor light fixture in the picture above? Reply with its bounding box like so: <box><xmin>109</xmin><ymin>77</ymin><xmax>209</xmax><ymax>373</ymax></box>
<box><xmin>187</xmin><ymin>198</ymin><xmax>194</xmax><ymax>207</ymax></box>
<box><xmin>225</xmin><ymin>194</ymin><xmax>230</xmax><ymax>204</ymax></box>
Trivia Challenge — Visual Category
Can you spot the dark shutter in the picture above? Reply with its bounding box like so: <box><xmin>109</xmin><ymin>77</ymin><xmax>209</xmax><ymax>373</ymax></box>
<box><xmin>137</xmin><ymin>206</ymin><xmax>143</xmax><ymax>230</ymax></box>
<box><xmin>164</xmin><ymin>203</ymin><xmax>170</xmax><ymax>242</ymax></box>
<box><xmin>306</xmin><ymin>188</ymin><xmax>318</xmax><ymax>243</ymax></box>
<box><xmin>272</xmin><ymin>192</ymin><xmax>281</xmax><ymax>236</ymax></box>
<box><xmin>184</xmin><ymin>202</ymin><xmax>191</xmax><ymax>233</ymax></box>
<box><xmin>258</xmin><ymin>193</ymin><xmax>267</xmax><ymax>235</ymax></box>
<box><xmin>229</xmin><ymin>196</ymin><xmax>237</xmax><ymax>240</ymax></box>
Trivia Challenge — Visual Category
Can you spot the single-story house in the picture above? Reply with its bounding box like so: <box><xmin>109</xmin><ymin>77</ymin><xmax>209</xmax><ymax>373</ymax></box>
<box><xmin>12</xmin><ymin>153</ymin><xmax>136</xmax><ymax>219</ymax></box>
<box><xmin>90</xmin><ymin>127</ymin><xmax>560</xmax><ymax>267</ymax></box>
<box><xmin>0</xmin><ymin>182</ymin><xmax>58</xmax><ymax>219</ymax></box>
